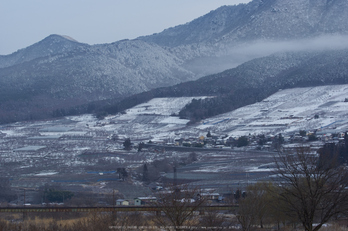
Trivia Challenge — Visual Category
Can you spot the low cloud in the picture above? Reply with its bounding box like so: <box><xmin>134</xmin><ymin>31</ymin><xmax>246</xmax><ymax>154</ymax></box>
<box><xmin>191</xmin><ymin>34</ymin><xmax>348</xmax><ymax>77</ymax></box>
<box><xmin>229</xmin><ymin>34</ymin><xmax>348</xmax><ymax>58</ymax></box>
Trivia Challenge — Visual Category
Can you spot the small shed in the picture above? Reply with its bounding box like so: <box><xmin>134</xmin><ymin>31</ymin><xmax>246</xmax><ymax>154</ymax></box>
<box><xmin>134</xmin><ymin>197</ymin><xmax>157</xmax><ymax>206</ymax></box>
<box><xmin>116</xmin><ymin>199</ymin><xmax>129</xmax><ymax>206</ymax></box>
<box><xmin>197</xmin><ymin>193</ymin><xmax>220</xmax><ymax>201</ymax></box>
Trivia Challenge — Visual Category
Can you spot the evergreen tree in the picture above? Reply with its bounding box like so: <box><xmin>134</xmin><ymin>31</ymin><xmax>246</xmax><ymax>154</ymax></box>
<box><xmin>237</xmin><ymin>136</ymin><xmax>249</xmax><ymax>147</ymax></box>
<box><xmin>138</xmin><ymin>142</ymin><xmax>144</xmax><ymax>152</ymax></box>
<box><xmin>117</xmin><ymin>168</ymin><xmax>128</xmax><ymax>181</ymax></box>
<box><xmin>123</xmin><ymin>138</ymin><xmax>132</xmax><ymax>150</ymax></box>
<box><xmin>142</xmin><ymin>164</ymin><xmax>149</xmax><ymax>182</ymax></box>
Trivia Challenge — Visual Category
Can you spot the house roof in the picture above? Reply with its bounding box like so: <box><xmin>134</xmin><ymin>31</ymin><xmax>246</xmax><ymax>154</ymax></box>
<box><xmin>135</xmin><ymin>197</ymin><xmax>157</xmax><ymax>200</ymax></box>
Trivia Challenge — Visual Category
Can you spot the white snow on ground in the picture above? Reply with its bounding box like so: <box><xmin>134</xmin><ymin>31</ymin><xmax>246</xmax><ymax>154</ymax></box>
<box><xmin>196</xmin><ymin>85</ymin><xmax>348</xmax><ymax>137</ymax></box>
<box><xmin>67</xmin><ymin>114</ymin><xmax>98</xmax><ymax>126</ymax></box>
<box><xmin>124</xmin><ymin>97</ymin><xmax>209</xmax><ymax>116</ymax></box>
<box><xmin>0</xmin><ymin>129</ymin><xmax>27</xmax><ymax>137</ymax></box>
<box><xmin>246</xmin><ymin>167</ymin><xmax>277</xmax><ymax>173</ymax></box>
<box><xmin>1</xmin><ymin>85</ymin><xmax>348</xmax><ymax>142</ymax></box>
<box><xmin>14</xmin><ymin>146</ymin><xmax>46</xmax><ymax>151</ymax></box>
<box><xmin>39</xmin><ymin>132</ymin><xmax>87</xmax><ymax>136</ymax></box>
<box><xmin>35</xmin><ymin>171</ymin><xmax>58</xmax><ymax>176</ymax></box>
<box><xmin>83</xmin><ymin>97</ymin><xmax>205</xmax><ymax>141</ymax></box>
<box><xmin>1</xmin><ymin>84</ymin><xmax>348</xmax><ymax>192</ymax></box>
<box><xmin>191</xmin><ymin>165</ymin><xmax>234</xmax><ymax>173</ymax></box>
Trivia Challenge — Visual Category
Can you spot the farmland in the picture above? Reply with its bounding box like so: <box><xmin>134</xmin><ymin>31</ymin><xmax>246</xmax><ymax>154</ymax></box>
<box><xmin>1</xmin><ymin>85</ymin><xmax>348</xmax><ymax>204</ymax></box>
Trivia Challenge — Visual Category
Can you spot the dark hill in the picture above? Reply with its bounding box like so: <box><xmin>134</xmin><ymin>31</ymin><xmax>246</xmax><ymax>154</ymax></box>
<box><xmin>99</xmin><ymin>49</ymin><xmax>348</xmax><ymax>123</ymax></box>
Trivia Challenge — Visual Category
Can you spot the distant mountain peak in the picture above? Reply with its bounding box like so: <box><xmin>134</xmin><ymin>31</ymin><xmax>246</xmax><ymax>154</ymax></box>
<box><xmin>45</xmin><ymin>34</ymin><xmax>79</xmax><ymax>43</ymax></box>
<box><xmin>58</xmin><ymin>34</ymin><xmax>77</xmax><ymax>41</ymax></box>
<box><xmin>0</xmin><ymin>34</ymin><xmax>87</xmax><ymax>69</ymax></box>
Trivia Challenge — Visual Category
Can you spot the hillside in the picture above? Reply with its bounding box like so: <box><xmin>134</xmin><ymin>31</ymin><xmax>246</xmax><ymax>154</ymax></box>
<box><xmin>0</xmin><ymin>39</ymin><xmax>194</xmax><ymax>123</ymax></box>
<box><xmin>94</xmin><ymin>84</ymin><xmax>348</xmax><ymax>141</ymax></box>
<box><xmin>2</xmin><ymin>84</ymin><xmax>344</xmax><ymax>144</ymax></box>
<box><xmin>99</xmin><ymin>49</ymin><xmax>348</xmax><ymax>123</ymax></box>
<box><xmin>140</xmin><ymin>0</ymin><xmax>348</xmax><ymax>46</ymax></box>
<box><xmin>0</xmin><ymin>34</ymin><xmax>88</xmax><ymax>69</ymax></box>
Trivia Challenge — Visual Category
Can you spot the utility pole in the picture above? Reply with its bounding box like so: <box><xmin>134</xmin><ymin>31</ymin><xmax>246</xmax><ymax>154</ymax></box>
<box><xmin>24</xmin><ymin>189</ymin><xmax>26</xmax><ymax>206</ymax></box>
<box><xmin>112</xmin><ymin>189</ymin><xmax>117</xmax><ymax>222</ymax></box>
<box><xmin>23</xmin><ymin>189</ymin><xmax>27</xmax><ymax>220</ymax></box>
<box><xmin>113</xmin><ymin>189</ymin><xmax>115</xmax><ymax>206</ymax></box>
<box><xmin>173</xmin><ymin>166</ymin><xmax>177</xmax><ymax>187</ymax></box>
<box><xmin>246</xmin><ymin>173</ymin><xmax>249</xmax><ymax>186</ymax></box>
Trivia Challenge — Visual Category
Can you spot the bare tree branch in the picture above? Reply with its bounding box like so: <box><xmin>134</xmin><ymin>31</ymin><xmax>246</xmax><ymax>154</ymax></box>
<box><xmin>273</xmin><ymin>146</ymin><xmax>348</xmax><ymax>231</ymax></box>
<box><xmin>151</xmin><ymin>184</ymin><xmax>206</xmax><ymax>231</ymax></box>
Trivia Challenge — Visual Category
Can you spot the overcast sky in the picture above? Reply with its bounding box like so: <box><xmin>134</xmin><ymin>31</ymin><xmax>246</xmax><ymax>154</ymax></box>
<box><xmin>0</xmin><ymin>0</ymin><xmax>251</xmax><ymax>55</ymax></box>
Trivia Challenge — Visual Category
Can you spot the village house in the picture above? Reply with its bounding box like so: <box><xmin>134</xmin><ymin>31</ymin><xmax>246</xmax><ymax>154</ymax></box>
<box><xmin>197</xmin><ymin>192</ymin><xmax>221</xmax><ymax>202</ymax></box>
<box><xmin>134</xmin><ymin>197</ymin><xmax>157</xmax><ymax>206</ymax></box>
<box><xmin>116</xmin><ymin>199</ymin><xmax>130</xmax><ymax>206</ymax></box>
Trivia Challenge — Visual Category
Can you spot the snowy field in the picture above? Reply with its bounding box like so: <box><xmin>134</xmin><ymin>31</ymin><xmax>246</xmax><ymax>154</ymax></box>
<box><xmin>197</xmin><ymin>85</ymin><xmax>348</xmax><ymax>137</ymax></box>
<box><xmin>96</xmin><ymin>85</ymin><xmax>348</xmax><ymax>140</ymax></box>
<box><xmin>1</xmin><ymin>85</ymin><xmax>348</xmax><ymax>199</ymax></box>
<box><xmin>2</xmin><ymin>85</ymin><xmax>341</xmax><ymax>144</ymax></box>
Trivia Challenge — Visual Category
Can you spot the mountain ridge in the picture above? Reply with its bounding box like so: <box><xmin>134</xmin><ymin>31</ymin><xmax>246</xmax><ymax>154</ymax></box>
<box><xmin>1</xmin><ymin>0</ymin><xmax>348</xmax><ymax>124</ymax></box>
<box><xmin>0</xmin><ymin>34</ymin><xmax>88</xmax><ymax>69</ymax></box>
<box><xmin>139</xmin><ymin>0</ymin><xmax>348</xmax><ymax>47</ymax></box>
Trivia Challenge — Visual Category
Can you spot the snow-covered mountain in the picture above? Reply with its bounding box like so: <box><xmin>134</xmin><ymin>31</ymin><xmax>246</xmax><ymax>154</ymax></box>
<box><xmin>0</xmin><ymin>34</ymin><xmax>88</xmax><ymax>69</ymax></box>
<box><xmin>139</xmin><ymin>0</ymin><xmax>348</xmax><ymax>74</ymax></box>
<box><xmin>1</xmin><ymin>0</ymin><xmax>348</xmax><ymax>124</ymax></box>
<box><xmin>140</xmin><ymin>0</ymin><xmax>348</xmax><ymax>46</ymax></box>
<box><xmin>0</xmin><ymin>39</ymin><xmax>196</xmax><ymax>123</ymax></box>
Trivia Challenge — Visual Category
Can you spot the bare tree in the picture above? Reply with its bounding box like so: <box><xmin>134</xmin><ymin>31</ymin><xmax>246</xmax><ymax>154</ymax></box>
<box><xmin>236</xmin><ymin>196</ymin><xmax>258</xmax><ymax>231</ymax></box>
<box><xmin>112</xmin><ymin>211</ymin><xmax>149</xmax><ymax>231</ymax></box>
<box><xmin>236</xmin><ymin>182</ymin><xmax>271</xmax><ymax>231</ymax></box>
<box><xmin>151</xmin><ymin>184</ymin><xmax>206</xmax><ymax>231</ymax></box>
<box><xmin>200</xmin><ymin>210</ymin><xmax>232</xmax><ymax>231</ymax></box>
<box><xmin>0</xmin><ymin>177</ymin><xmax>16</xmax><ymax>202</ymax></box>
<box><xmin>274</xmin><ymin>146</ymin><xmax>348</xmax><ymax>231</ymax></box>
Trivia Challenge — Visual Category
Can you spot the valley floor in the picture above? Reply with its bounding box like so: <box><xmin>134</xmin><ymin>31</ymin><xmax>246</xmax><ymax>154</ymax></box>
<box><xmin>0</xmin><ymin>84</ymin><xmax>347</xmax><ymax>205</ymax></box>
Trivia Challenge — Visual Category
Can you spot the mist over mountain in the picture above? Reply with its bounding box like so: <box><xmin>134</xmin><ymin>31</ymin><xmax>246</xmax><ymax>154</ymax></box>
<box><xmin>139</xmin><ymin>0</ymin><xmax>348</xmax><ymax>76</ymax></box>
<box><xmin>1</xmin><ymin>0</ymin><xmax>348</xmax><ymax>124</ymax></box>
<box><xmin>97</xmin><ymin>48</ymin><xmax>348</xmax><ymax>123</ymax></box>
